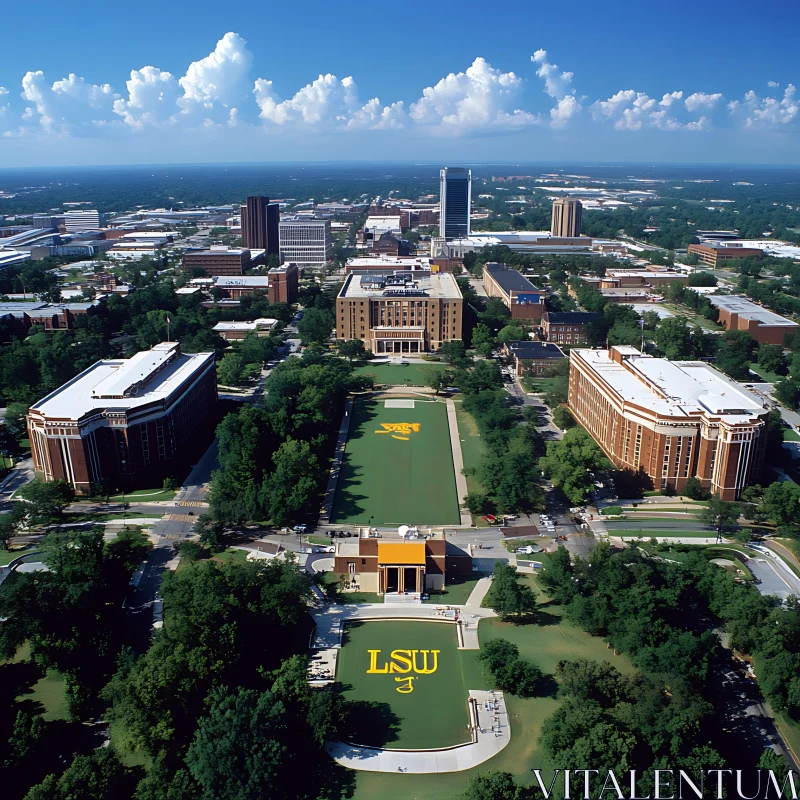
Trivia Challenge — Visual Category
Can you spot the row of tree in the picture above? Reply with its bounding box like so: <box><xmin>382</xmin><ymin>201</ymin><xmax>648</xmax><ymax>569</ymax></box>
<box><xmin>210</xmin><ymin>352</ymin><xmax>371</xmax><ymax>526</ymax></box>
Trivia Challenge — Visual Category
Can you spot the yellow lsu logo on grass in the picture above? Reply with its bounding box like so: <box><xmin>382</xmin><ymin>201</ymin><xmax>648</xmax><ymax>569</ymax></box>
<box><xmin>366</xmin><ymin>649</ymin><xmax>439</xmax><ymax>693</ymax></box>
<box><xmin>374</xmin><ymin>422</ymin><xmax>421</xmax><ymax>441</ymax></box>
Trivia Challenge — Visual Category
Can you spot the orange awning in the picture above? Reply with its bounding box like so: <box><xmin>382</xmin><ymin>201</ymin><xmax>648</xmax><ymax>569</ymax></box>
<box><xmin>377</xmin><ymin>542</ymin><xmax>426</xmax><ymax>565</ymax></box>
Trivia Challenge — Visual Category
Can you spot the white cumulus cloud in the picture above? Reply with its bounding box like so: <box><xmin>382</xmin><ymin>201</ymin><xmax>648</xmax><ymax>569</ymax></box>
<box><xmin>177</xmin><ymin>32</ymin><xmax>253</xmax><ymax>120</ymax></box>
<box><xmin>531</xmin><ymin>49</ymin><xmax>582</xmax><ymax>127</ymax></box>
<box><xmin>659</xmin><ymin>91</ymin><xmax>683</xmax><ymax>107</ymax></box>
<box><xmin>113</xmin><ymin>66</ymin><xmax>180</xmax><ymax>128</ymax></box>
<box><xmin>684</xmin><ymin>92</ymin><xmax>722</xmax><ymax>112</ymax></box>
<box><xmin>531</xmin><ymin>49</ymin><xmax>573</xmax><ymax>99</ymax></box>
<box><xmin>729</xmin><ymin>84</ymin><xmax>799</xmax><ymax>127</ymax></box>
<box><xmin>768</xmin><ymin>81</ymin><xmax>780</xmax><ymax>88</ymax></box>
<box><xmin>255</xmin><ymin>73</ymin><xmax>352</xmax><ymax>124</ymax></box>
<box><xmin>20</xmin><ymin>70</ymin><xmax>117</xmax><ymax>133</ymax></box>
<box><xmin>592</xmin><ymin>89</ymin><xmax>710</xmax><ymax>131</ymax></box>
<box><xmin>409</xmin><ymin>57</ymin><xmax>538</xmax><ymax>131</ymax></box>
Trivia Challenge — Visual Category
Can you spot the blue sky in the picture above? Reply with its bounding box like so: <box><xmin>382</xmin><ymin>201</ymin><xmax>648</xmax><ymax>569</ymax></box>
<box><xmin>0</xmin><ymin>0</ymin><xmax>797</xmax><ymax>166</ymax></box>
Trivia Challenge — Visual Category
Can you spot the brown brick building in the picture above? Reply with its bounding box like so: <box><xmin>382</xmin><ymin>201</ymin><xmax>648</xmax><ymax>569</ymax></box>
<box><xmin>568</xmin><ymin>346</ymin><xmax>769</xmax><ymax>499</ymax></box>
<box><xmin>482</xmin><ymin>263</ymin><xmax>546</xmax><ymax>321</ymax></box>
<box><xmin>541</xmin><ymin>311</ymin><xmax>600</xmax><ymax>345</ymax></box>
<box><xmin>27</xmin><ymin>342</ymin><xmax>217</xmax><ymax>494</ymax></box>
<box><xmin>333</xmin><ymin>534</ymin><xmax>472</xmax><ymax>595</ymax></box>
<box><xmin>707</xmin><ymin>295</ymin><xmax>798</xmax><ymax>345</ymax></box>
<box><xmin>336</xmin><ymin>271</ymin><xmax>463</xmax><ymax>354</ymax></box>
<box><xmin>504</xmin><ymin>341</ymin><xmax>566</xmax><ymax>376</ymax></box>
<box><xmin>182</xmin><ymin>246</ymin><xmax>254</xmax><ymax>276</ymax></box>
<box><xmin>687</xmin><ymin>243</ymin><xmax>764</xmax><ymax>267</ymax></box>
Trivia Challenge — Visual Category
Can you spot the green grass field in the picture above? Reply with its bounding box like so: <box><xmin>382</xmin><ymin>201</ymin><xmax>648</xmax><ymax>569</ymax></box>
<box><xmin>337</xmin><ymin>620</ymin><xmax>478</xmax><ymax>749</ymax></box>
<box><xmin>747</xmin><ymin>362</ymin><xmax>784</xmax><ymax>385</ymax></box>
<box><xmin>331</xmin><ymin>399</ymin><xmax>459</xmax><ymax>525</ymax></box>
<box><xmin>661</xmin><ymin>304</ymin><xmax>723</xmax><ymax>331</ymax></box>
<box><xmin>354</xmin><ymin>362</ymin><xmax>447</xmax><ymax>386</ymax></box>
<box><xmin>608</xmin><ymin>528</ymin><xmax>716</xmax><ymax>538</ymax></box>
<box><xmin>454</xmin><ymin>401</ymin><xmax>486</xmax><ymax>496</ymax></box>
<box><xmin>348</xmin><ymin>608</ymin><xmax>636</xmax><ymax>800</ymax></box>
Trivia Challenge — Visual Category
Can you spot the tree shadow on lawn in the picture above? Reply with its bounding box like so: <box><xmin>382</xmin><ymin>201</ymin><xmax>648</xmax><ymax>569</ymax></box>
<box><xmin>534</xmin><ymin>674</ymin><xmax>559</xmax><ymax>698</ymax></box>
<box><xmin>330</xmin><ymin>462</ymin><xmax>369</xmax><ymax>521</ymax></box>
<box><xmin>501</xmin><ymin>609</ymin><xmax>562</xmax><ymax>627</ymax></box>
<box><xmin>340</xmin><ymin>694</ymin><xmax>402</xmax><ymax>750</ymax></box>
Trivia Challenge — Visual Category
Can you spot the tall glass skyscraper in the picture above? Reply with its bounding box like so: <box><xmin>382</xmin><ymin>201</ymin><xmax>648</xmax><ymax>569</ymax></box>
<box><xmin>439</xmin><ymin>167</ymin><xmax>471</xmax><ymax>239</ymax></box>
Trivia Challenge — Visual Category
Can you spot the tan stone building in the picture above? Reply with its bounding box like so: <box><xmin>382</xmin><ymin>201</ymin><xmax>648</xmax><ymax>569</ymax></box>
<box><xmin>336</xmin><ymin>271</ymin><xmax>463</xmax><ymax>354</ymax></box>
<box><xmin>568</xmin><ymin>346</ymin><xmax>769</xmax><ymax>499</ymax></box>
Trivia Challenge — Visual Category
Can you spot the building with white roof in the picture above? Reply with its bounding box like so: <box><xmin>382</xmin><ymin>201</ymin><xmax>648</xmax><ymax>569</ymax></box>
<box><xmin>212</xmin><ymin>318</ymin><xmax>277</xmax><ymax>341</ymax></box>
<box><xmin>431</xmin><ymin>230</ymin><xmax>606</xmax><ymax>258</ymax></box>
<box><xmin>707</xmin><ymin>295</ymin><xmax>798</xmax><ymax>345</ymax></box>
<box><xmin>27</xmin><ymin>342</ymin><xmax>216</xmax><ymax>494</ymax></box>
<box><xmin>568</xmin><ymin>345</ymin><xmax>770</xmax><ymax>500</ymax></box>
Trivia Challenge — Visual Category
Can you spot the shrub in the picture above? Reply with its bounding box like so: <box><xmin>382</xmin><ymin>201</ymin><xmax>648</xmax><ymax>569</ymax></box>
<box><xmin>601</xmin><ymin>505</ymin><xmax>623</xmax><ymax>516</ymax></box>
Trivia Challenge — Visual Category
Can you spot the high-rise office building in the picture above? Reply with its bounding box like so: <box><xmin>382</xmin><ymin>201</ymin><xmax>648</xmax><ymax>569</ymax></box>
<box><xmin>551</xmin><ymin>197</ymin><xmax>582</xmax><ymax>238</ymax></box>
<box><xmin>279</xmin><ymin>218</ymin><xmax>332</xmax><ymax>266</ymax></box>
<box><xmin>439</xmin><ymin>167</ymin><xmax>471</xmax><ymax>239</ymax></box>
<box><xmin>240</xmin><ymin>196</ymin><xmax>280</xmax><ymax>255</ymax></box>
<box><xmin>63</xmin><ymin>209</ymin><xmax>105</xmax><ymax>232</ymax></box>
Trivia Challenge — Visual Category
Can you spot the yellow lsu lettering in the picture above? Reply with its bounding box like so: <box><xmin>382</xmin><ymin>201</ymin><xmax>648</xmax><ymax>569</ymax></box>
<box><xmin>374</xmin><ymin>423</ymin><xmax>421</xmax><ymax>435</ymax></box>
<box><xmin>366</xmin><ymin>649</ymin><xmax>440</xmax><ymax>675</ymax></box>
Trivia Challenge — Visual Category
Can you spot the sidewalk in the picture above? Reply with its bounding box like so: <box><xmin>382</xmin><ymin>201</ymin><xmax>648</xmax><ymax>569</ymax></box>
<box><xmin>319</xmin><ymin>399</ymin><xmax>353</xmax><ymax>525</ymax></box>
<box><xmin>464</xmin><ymin>576</ymin><xmax>492</xmax><ymax>607</ymax></box>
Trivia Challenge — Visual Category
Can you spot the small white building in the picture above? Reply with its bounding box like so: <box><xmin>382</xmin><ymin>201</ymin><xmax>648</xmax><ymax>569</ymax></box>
<box><xmin>212</xmin><ymin>318</ymin><xmax>277</xmax><ymax>341</ymax></box>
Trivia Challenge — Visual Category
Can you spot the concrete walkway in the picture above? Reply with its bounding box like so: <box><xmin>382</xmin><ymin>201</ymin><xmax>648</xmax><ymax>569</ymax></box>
<box><xmin>464</xmin><ymin>576</ymin><xmax>492</xmax><ymax>607</ymax></box>
<box><xmin>445</xmin><ymin>398</ymin><xmax>473</xmax><ymax>527</ymax></box>
<box><xmin>319</xmin><ymin>398</ymin><xmax>353</xmax><ymax>525</ymax></box>
<box><xmin>326</xmin><ymin>689</ymin><xmax>510</xmax><ymax>773</ymax></box>
<box><xmin>310</xmin><ymin>602</ymin><xmax>497</xmax><ymax>652</ymax></box>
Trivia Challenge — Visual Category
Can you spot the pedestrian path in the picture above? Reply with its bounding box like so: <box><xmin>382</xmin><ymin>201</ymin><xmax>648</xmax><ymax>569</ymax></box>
<box><xmin>464</xmin><ymin>576</ymin><xmax>492</xmax><ymax>607</ymax></box>
<box><xmin>319</xmin><ymin>399</ymin><xmax>353</xmax><ymax>525</ymax></box>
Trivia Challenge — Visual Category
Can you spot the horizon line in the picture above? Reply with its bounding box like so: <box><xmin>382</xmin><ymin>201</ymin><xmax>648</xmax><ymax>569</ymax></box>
<box><xmin>2</xmin><ymin>159</ymin><xmax>800</xmax><ymax>172</ymax></box>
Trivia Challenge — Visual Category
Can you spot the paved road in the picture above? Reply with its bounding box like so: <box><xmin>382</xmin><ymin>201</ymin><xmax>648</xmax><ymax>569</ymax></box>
<box><xmin>177</xmin><ymin>440</ymin><xmax>218</xmax><ymax>504</ymax></box>
<box><xmin>748</xmin><ymin>558</ymin><xmax>797</xmax><ymax>601</ymax></box>
<box><xmin>505</xmin><ymin>378</ymin><xmax>563</xmax><ymax>440</ymax></box>
<box><xmin>0</xmin><ymin>457</ymin><xmax>34</xmax><ymax>510</ymax></box>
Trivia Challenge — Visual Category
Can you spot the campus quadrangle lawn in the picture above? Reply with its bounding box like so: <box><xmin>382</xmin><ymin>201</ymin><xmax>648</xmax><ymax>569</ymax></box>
<box><xmin>347</xmin><ymin>601</ymin><xmax>636</xmax><ymax>800</ymax></box>
<box><xmin>336</xmin><ymin>620</ymin><xmax>481</xmax><ymax>749</ymax></box>
<box><xmin>331</xmin><ymin>399</ymin><xmax>459</xmax><ymax>526</ymax></box>
<box><xmin>354</xmin><ymin>362</ymin><xmax>446</xmax><ymax>386</ymax></box>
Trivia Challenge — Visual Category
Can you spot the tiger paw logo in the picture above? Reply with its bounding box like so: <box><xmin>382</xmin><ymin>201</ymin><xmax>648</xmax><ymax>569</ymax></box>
<box><xmin>374</xmin><ymin>423</ymin><xmax>421</xmax><ymax>441</ymax></box>
<box><xmin>367</xmin><ymin>649</ymin><xmax>440</xmax><ymax>693</ymax></box>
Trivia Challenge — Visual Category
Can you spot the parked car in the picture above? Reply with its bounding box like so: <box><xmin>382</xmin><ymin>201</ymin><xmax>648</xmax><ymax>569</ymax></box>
<box><xmin>292</xmin><ymin>524</ymin><xmax>307</xmax><ymax>533</ymax></box>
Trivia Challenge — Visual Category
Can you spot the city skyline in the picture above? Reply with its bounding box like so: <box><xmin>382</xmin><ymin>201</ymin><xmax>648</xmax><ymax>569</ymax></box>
<box><xmin>0</xmin><ymin>0</ymin><xmax>798</xmax><ymax>167</ymax></box>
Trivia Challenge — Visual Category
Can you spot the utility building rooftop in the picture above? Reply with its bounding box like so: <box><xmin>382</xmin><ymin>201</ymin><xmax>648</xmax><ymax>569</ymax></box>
<box><xmin>338</xmin><ymin>271</ymin><xmax>462</xmax><ymax>300</ymax></box>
